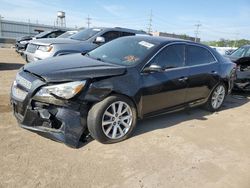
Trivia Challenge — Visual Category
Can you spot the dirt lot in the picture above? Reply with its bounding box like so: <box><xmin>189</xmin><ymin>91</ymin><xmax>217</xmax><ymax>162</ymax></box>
<box><xmin>0</xmin><ymin>48</ymin><xmax>250</xmax><ymax>188</ymax></box>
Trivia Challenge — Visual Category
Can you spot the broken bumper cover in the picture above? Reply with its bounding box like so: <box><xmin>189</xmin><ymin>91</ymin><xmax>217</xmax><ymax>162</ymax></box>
<box><xmin>11</xmin><ymin>100</ymin><xmax>88</xmax><ymax>148</ymax></box>
<box><xmin>10</xmin><ymin>71</ymin><xmax>89</xmax><ymax>148</ymax></box>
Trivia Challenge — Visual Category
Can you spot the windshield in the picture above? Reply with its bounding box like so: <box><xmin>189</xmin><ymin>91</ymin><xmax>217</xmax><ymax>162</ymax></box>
<box><xmin>87</xmin><ymin>37</ymin><xmax>159</xmax><ymax>66</ymax></box>
<box><xmin>35</xmin><ymin>31</ymin><xmax>51</xmax><ymax>38</ymax></box>
<box><xmin>70</xmin><ymin>28</ymin><xmax>102</xmax><ymax>41</ymax></box>
<box><xmin>231</xmin><ymin>46</ymin><xmax>250</xmax><ymax>58</ymax></box>
<box><xmin>57</xmin><ymin>31</ymin><xmax>78</xmax><ymax>38</ymax></box>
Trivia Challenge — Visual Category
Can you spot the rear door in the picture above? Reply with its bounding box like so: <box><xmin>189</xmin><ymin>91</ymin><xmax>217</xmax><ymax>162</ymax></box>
<box><xmin>141</xmin><ymin>44</ymin><xmax>189</xmax><ymax>115</ymax></box>
<box><xmin>185</xmin><ymin>44</ymin><xmax>220</xmax><ymax>103</ymax></box>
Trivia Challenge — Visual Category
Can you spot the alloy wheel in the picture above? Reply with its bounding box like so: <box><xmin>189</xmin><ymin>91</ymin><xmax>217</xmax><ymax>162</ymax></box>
<box><xmin>102</xmin><ymin>101</ymin><xmax>133</xmax><ymax>139</ymax></box>
<box><xmin>211</xmin><ymin>85</ymin><xmax>225</xmax><ymax>109</ymax></box>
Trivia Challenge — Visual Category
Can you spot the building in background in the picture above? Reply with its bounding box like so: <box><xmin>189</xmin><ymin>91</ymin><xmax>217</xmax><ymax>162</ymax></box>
<box><xmin>0</xmin><ymin>11</ymin><xmax>75</xmax><ymax>44</ymax></box>
<box><xmin>0</xmin><ymin>19</ymin><xmax>74</xmax><ymax>44</ymax></box>
<box><xmin>151</xmin><ymin>31</ymin><xmax>200</xmax><ymax>42</ymax></box>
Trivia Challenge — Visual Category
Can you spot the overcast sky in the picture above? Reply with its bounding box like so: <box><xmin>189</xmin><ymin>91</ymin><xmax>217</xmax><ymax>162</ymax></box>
<box><xmin>0</xmin><ymin>0</ymin><xmax>250</xmax><ymax>41</ymax></box>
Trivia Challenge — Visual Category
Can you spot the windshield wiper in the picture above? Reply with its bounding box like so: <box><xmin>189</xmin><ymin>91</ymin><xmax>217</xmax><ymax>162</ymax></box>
<box><xmin>83</xmin><ymin>52</ymin><xmax>89</xmax><ymax>56</ymax></box>
<box><xmin>84</xmin><ymin>53</ymin><xmax>105</xmax><ymax>62</ymax></box>
<box><xmin>95</xmin><ymin>57</ymin><xmax>105</xmax><ymax>62</ymax></box>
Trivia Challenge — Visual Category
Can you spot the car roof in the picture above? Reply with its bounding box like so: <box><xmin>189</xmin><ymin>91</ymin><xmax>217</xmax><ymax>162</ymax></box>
<box><xmin>87</xmin><ymin>27</ymin><xmax>146</xmax><ymax>34</ymax></box>
<box><xmin>123</xmin><ymin>35</ymin><xmax>192</xmax><ymax>44</ymax></box>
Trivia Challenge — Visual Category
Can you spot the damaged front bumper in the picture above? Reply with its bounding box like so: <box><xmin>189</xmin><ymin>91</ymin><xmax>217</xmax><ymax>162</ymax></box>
<box><xmin>10</xmin><ymin>70</ymin><xmax>89</xmax><ymax>148</ymax></box>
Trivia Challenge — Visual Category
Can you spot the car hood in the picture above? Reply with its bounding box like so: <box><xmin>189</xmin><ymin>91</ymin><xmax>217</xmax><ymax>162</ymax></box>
<box><xmin>30</xmin><ymin>38</ymin><xmax>81</xmax><ymax>46</ymax></box>
<box><xmin>16</xmin><ymin>35</ymin><xmax>33</xmax><ymax>42</ymax></box>
<box><xmin>225</xmin><ymin>55</ymin><xmax>250</xmax><ymax>65</ymax></box>
<box><xmin>23</xmin><ymin>54</ymin><xmax>126</xmax><ymax>82</ymax></box>
<box><xmin>224</xmin><ymin>55</ymin><xmax>239</xmax><ymax>63</ymax></box>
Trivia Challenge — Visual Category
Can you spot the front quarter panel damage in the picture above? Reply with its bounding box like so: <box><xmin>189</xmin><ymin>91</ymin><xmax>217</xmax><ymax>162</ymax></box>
<box><xmin>84</xmin><ymin>68</ymin><xmax>143</xmax><ymax>118</ymax></box>
<box><xmin>56</xmin><ymin>107</ymin><xmax>87</xmax><ymax>147</ymax></box>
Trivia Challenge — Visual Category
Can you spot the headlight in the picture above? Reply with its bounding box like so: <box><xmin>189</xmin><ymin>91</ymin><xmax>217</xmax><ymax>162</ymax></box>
<box><xmin>20</xmin><ymin>40</ymin><xmax>29</xmax><ymax>45</ymax></box>
<box><xmin>37</xmin><ymin>45</ymin><xmax>53</xmax><ymax>52</ymax></box>
<box><xmin>35</xmin><ymin>81</ymin><xmax>86</xmax><ymax>99</ymax></box>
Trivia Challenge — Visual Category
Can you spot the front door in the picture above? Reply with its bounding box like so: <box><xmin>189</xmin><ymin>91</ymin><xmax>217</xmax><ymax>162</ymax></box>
<box><xmin>141</xmin><ymin>44</ymin><xmax>189</xmax><ymax>116</ymax></box>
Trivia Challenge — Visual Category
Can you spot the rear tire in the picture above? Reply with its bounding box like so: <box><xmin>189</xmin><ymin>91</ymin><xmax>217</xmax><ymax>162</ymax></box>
<box><xmin>87</xmin><ymin>95</ymin><xmax>137</xmax><ymax>144</ymax></box>
<box><xmin>204</xmin><ymin>83</ymin><xmax>226</xmax><ymax>112</ymax></box>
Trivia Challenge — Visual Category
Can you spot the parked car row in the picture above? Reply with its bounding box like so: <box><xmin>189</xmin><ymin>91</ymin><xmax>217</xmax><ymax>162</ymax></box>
<box><xmin>11</xmin><ymin>30</ymin><xmax>237</xmax><ymax>147</ymax></box>
<box><xmin>15</xmin><ymin>29</ymin><xmax>77</xmax><ymax>54</ymax></box>
<box><xmin>24</xmin><ymin>27</ymin><xmax>147</xmax><ymax>62</ymax></box>
<box><xmin>210</xmin><ymin>46</ymin><xmax>237</xmax><ymax>56</ymax></box>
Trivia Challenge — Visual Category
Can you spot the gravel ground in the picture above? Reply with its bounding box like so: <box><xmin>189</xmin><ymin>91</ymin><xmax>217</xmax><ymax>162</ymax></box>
<box><xmin>0</xmin><ymin>49</ymin><xmax>250</xmax><ymax>188</ymax></box>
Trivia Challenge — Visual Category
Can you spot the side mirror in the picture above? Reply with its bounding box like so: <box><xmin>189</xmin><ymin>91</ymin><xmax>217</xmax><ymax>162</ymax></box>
<box><xmin>95</xmin><ymin>36</ymin><xmax>105</xmax><ymax>43</ymax></box>
<box><xmin>143</xmin><ymin>64</ymin><xmax>164</xmax><ymax>73</ymax></box>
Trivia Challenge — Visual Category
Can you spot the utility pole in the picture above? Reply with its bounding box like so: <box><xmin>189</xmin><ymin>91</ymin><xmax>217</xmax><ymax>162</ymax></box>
<box><xmin>0</xmin><ymin>15</ymin><xmax>4</xmax><ymax>37</ymax></box>
<box><xmin>194</xmin><ymin>22</ymin><xmax>202</xmax><ymax>42</ymax></box>
<box><xmin>233</xmin><ymin>32</ymin><xmax>239</xmax><ymax>48</ymax></box>
<box><xmin>86</xmin><ymin>15</ymin><xmax>91</xmax><ymax>28</ymax></box>
<box><xmin>28</xmin><ymin>19</ymin><xmax>31</xmax><ymax>35</ymax></box>
<box><xmin>147</xmin><ymin>9</ymin><xmax>153</xmax><ymax>34</ymax></box>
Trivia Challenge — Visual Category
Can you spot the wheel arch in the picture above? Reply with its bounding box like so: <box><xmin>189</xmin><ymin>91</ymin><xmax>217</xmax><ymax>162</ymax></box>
<box><xmin>105</xmin><ymin>91</ymin><xmax>141</xmax><ymax>119</ymax></box>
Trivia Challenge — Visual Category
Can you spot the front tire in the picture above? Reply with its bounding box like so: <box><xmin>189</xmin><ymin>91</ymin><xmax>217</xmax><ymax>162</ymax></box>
<box><xmin>204</xmin><ymin>83</ymin><xmax>226</xmax><ymax>112</ymax></box>
<box><xmin>87</xmin><ymin>95</ymin><xmax>137</xmax><ymax>144</ymax></box>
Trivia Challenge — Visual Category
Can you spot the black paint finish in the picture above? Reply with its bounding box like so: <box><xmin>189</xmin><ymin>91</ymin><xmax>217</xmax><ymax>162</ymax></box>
<box><xmin>10</xmin><ymin>36</ymin><xmax>236</xmax><ymax>147</ymax></box>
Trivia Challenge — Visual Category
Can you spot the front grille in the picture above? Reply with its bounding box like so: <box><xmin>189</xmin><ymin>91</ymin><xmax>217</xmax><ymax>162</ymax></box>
<box><xmin>26</xmin><ymin>44</ymin><xmax>37</xmax><ymax>53</ymax></box>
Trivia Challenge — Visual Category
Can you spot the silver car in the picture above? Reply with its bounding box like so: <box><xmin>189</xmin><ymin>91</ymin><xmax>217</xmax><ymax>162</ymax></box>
<box><xmin>24</xmin><ymin>27</ymin><xmax>147</xmax><ymax>62</ymax></box>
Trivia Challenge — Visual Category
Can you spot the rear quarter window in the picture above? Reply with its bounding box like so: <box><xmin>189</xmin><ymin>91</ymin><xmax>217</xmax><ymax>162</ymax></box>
<box><xmin>186</xmin><ymin>45</ymin><xmax>216</xmax><ymax>66</ymax></box>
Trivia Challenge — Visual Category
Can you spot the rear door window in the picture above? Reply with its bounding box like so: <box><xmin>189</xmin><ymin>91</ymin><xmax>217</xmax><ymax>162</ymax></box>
<box><xmin>186</xmin><ymin>45</ymin><xmax>216</xmax><ymax>66</ymax></box>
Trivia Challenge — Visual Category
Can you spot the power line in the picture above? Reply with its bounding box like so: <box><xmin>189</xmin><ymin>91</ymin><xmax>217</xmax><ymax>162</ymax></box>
<box><xmin>194</xmin><ymin>22</ymin><xmax>202</xmax><ymax>42</ymax></box>
<box><xmin>86</xmin><ymin>15</ymin><xmax>92</xmax><ymax>28</ymax></box>
<box><xmin>147</xmin><ymin>9</ymin><xmax>153</xmax><ymax>34</ymax></box>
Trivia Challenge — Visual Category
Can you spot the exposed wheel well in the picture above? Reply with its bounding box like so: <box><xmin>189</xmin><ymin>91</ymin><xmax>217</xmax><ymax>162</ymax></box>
<box><xmin>222</xmin><ymin>79</ymin><xmax>230</xmax><ymax>95</ymax></box>
<box><xmin>107</xmin><ymin>92</ymin><xmax>139</xmax><ymax>118</ymax></box>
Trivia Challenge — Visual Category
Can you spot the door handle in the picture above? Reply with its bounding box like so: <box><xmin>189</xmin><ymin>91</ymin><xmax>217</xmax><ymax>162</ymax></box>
<box><xmin>178</xmin><ymin>77</ymin><xmax>188</xmax><ymax>82</ymax></box>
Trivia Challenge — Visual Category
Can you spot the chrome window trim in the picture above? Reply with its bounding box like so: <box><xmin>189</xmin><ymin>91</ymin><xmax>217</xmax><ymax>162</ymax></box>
<box><xmin>141</xmin><ymin>42</ymin><xmax>186</xmax><ymax>72</ymax></box>
<box><xmin>141</xmin><ymin>42</ymin><xmax>218</xmax><ymax>73</ymax></box>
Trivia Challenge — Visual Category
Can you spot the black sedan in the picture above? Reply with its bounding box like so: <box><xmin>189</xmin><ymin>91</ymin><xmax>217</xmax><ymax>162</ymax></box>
<box><xmin>225</xmin><ymin>45</ymin><xmax>250</xmax><ymax>91</ymax></box>
<box><xmin>10</xmin><ymin>36</ymin><xmax>236</xmax><ymax>147</ymax></box>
